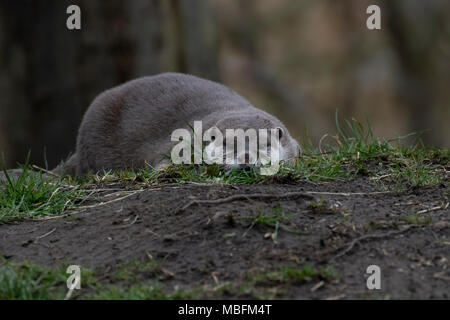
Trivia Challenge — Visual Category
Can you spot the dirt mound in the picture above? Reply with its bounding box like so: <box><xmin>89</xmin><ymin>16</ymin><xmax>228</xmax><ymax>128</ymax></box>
<box><xmin>0</xmin><ymin>178</ymin><xmax>448</xmax><ymax>299</ymax></box>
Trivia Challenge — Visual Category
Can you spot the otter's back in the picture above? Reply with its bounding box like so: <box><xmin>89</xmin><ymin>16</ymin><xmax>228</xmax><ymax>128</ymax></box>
<box><xmin>75</xmin><ymin>73</ymin><xmax>255</xmax><ymax>172</ymax></box>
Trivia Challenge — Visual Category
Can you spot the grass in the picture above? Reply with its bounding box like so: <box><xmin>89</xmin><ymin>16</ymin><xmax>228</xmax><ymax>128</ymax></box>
<box><xmin>91</xmin><ymin>112</ymin><xmax>446</xmax><ymax>188</ymax></box>
<box><xmin>86</xmin><ymin>283</ymin><xmax>201</xmax><ymax>300</ymax></box>
<box><xmin>87</xmin><ymin>283</ymin><xmax>166</xmax><ymax>299</ymax></box>
<box><xmin>252</xmin><ymin>206</ymin><xmax>290</xmax><ymax>227</ymax></box>
<box><xmin>0</xmin><ymin>258</ymin><xmax>96</xmax><ymax>299</ymax></box>
<box><xmin>112</xmin><ymin>256</ymin><xmax>177</xmax><ymax>282</ymax></box>
<box><xmin>402</xmin><ymin>214</ymin><xmax>432</xmax><ymax>225</ymax></box>
<box><xmin>210</xmin><ymin>264</ymin><xmax>337</xmax><ymax>299</ymax></box>
<box><xmin>0</xmin><ymin>155</ymin><xmax>83</xmax><ymax>224</ymax></box>
<box><xmin>0</xmin><ymin>254</ymin><xmax>336</xmax><ymax>300</ymax></box>
<box><xmin>0</xmin><ymin>114</ymin><xmax>447</xmax><ymax>224</ymax></box>
<box><xmin>250</xmin><ymin>265</ymin><xmax>335</xmax><ymax>285</ymax></box>
<box><xmin>276</xmin><ymin>113</ymin><xmax>447</xmax><ymax>187</ymax></box>
<box><xmin>243</xmin><ymin>205</ymin><xmax>306</xmax><ymax>239</ymax></box>
<box><xmin>308</xmin><ymin>198</ymin><xmax>341</xmax><ymax>214</ymax></box>
<box><xmin>0</xmin><ymin>257</ymin><xmax>201</xmax><ymax>300</ymax></box>
<box><xmin>0</xmin><ymin>261</ymin><xmax>67</xmax><ymax>299</ymax></box>
<box><xmin>0</xmin><ymin>115</ymin><xmax>447</xmax><ymax>300</ymax></box>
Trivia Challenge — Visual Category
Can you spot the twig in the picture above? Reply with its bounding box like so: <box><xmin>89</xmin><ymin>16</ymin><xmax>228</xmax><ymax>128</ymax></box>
<box><xmin>74</xmin><ymin>190</ymin><xmax>144</xmax><ymax>210</ymax></box>
<box><xmin>211</xmin><ymin>272</ymin><xmax>220</xmax><ymax>286</ymax></box>
<box><xmin>310</xmin><ymin>281</ymin><xmax>325</xmax><ymax>292</ymax></box>
<box><xmin>33</xmin><ymin>190</ymin><xmax>145</xmax><ymax>221</ymax></box>
<box><xmin>326</xmin><ymin>294</ymin><xmax>346</xmax><ymax>300</ymax></box>
<box><xmin>35</xmin><ymin>228</ymin><xmax>56</xmax><ymax>241</ymax></box>
<box><xmin>305</xmin><ymin>191</ymin><xmax>397</xmax><ymax>197</ymax></box>
<box><xmin>182</xmin><ymin>181</ymin><xmax>237</xmax><ymax>188</ymax></box>
<box><xmin>394</xmin><ymin>201</ymin><xmax>419</xmax><ymax>206</ymax></box>
<box><xmin>330</xmin><ymin>226</ymin><xmax>413</xmax><ymax>262</ymax></box>
<box><xmin>33</xmin><ymin>210</ymin><xmax>85</xmax><ymax>221</ymax></box>
<box><xmin>176</xmin><ymin>192</ymin><xmax>314</xmax><ymax>213</ymax></box>
<box><xmin>318</xmin><ymin>134</ymin><xmax>329</xmax><ymax>155</ymax></box>
<box><xmin>416</xmin><ymin>203</ymin><xmax>449</xmax><ymax>214</ymax></box>
<box><xmin>433</xmin><ymin>271</ymin><xmax>450</xmax><ymax>281</ymax></box>
<box><xmin>242</xmin><ymin>221</ymin><xmax>256</xmax><ymax>238</ymax></box>
<box><xmin>31</xmin><ymin>165</ymin><xmax>61</xmax><ymax>178</ymax></box>
<box><xmin>115</xmin><ymin>215</ymin><xmax>139</xmax><ymax>229</ymax></box>
<box><xmin>79</xmin><ymin>188</ymin><xmax>126</xmax><ymax>193</ymax></box>
<box><xmin>369</xmin><ymin>174</ymin><xmax>393</xmax><ymax>181</ymax></box>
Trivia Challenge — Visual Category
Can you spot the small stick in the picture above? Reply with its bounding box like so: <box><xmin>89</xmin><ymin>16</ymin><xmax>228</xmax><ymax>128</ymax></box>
<box><xmin>416</xmin><ymin>203</ymin><xmax>449</xmax><ymax>214</ymax></box>
<box><xmin>74</xmin><ymin>190</ymin><xmax>144</xmax><ymax>210</ymax></box>
<box><xmin>331</xmin><ymin>226</ymin><xmax>413</xmax><ymax>262</ymax></box>
<box><xmin>369</xmin><ymin>174</ymin><xmax>393</xmax><ymax>181</ymax></box>
<box><xmin>31</xmin><ymin>165</ymin><xmax>61</xmax><ymax>178</ymax></box>
<box><xmin>326</xmin><ymin>294</ymin><xmax>346</xmax><ymax>300</ymax></box>
<box><xmin>115</xmin><ymin>215</ymin><xmax>139</xmax><ymax>229</ymax></box>
<box><xmin>33</xmin><ymin>190</ymin><xmax>148</xmax><ymax>221</ymax></box>
<box><xmin>176</xmin><ymin>192</ymin><xmax>314</xmax><ymax>213</ymax></box>
<box><xmin>310</xmin><ymin>281</ymin><xmax>325</xmax><ymax>292</ymax></box>
<box><xmin>305</xmin><ymin>191</ymin><xmax>397</xmax><ymax>196</ymax></box>
<box><xmin>35</xmin><ymin>228</ymin><xmax>56</xmax><ymax>241</ymax></box>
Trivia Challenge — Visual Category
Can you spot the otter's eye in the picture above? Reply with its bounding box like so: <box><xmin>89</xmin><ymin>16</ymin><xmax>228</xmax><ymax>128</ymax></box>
<box><xmin>211</xmin><ymin>136</ymin><xmax>216</xmax><ymax>141</ymax></box>
<box><xmin>277</xmin><ymin>127</ymin><xmax>284</xmax><ymax>139</ymax></box>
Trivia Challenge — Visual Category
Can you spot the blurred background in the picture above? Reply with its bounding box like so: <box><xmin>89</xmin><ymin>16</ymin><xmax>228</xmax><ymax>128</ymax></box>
<box><xmin>0</xmin><ymin>0</ymin><xmax>449</xmax><ymax>169</ymax></box>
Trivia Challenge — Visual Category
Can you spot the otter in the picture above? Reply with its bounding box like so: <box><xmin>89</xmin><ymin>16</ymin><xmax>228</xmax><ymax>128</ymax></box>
<box><xmin>56</xmin><ymin>73</ymin><xmax>300</xmax><ymax>176</ymax></box>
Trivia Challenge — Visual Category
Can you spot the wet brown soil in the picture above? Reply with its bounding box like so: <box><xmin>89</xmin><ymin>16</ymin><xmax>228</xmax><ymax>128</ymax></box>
<box><xmin>0</xmin><ymin>177</ymin><xmax>448</xmax><ymax>299</ymax></box>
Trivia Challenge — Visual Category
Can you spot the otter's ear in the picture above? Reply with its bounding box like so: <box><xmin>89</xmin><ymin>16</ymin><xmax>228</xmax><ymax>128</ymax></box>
<box><xmin>276</xmin><ymin>127</ymin><xmax>284</xmax><ymax>139</ymax></box>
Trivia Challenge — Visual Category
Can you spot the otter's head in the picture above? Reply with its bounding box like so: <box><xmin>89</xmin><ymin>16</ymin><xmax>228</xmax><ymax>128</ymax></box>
<box><xmin>202</xmin><ymin>112</ymin><xmax>300</xmax><ymax>171</ymax></box>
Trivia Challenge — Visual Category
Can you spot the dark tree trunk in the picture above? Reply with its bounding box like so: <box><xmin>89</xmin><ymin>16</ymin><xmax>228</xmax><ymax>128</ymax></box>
<box><xmin>167</xmin><ymin>0</ymin><xmax>220</xmax><ymax>81</ymax></box>
<box><xmin>1</xmin><ymin>0</ymin><xmax>220</xmax><ymax>169</ymax></box>
<box><xmin>383</xmin><ymin>0</ymin><xmax>445</xmax><ymax>146</ymax></box>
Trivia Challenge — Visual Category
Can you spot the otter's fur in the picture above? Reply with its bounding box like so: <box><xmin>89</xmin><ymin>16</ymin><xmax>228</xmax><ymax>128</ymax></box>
<box><xmin>56</xmin><ymin>73</ymin><xmax>299</xmax><ymax>175</ymax></box>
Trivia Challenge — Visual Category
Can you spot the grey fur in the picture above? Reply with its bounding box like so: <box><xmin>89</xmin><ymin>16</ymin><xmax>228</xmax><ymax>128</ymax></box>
<box><xmin>55</xmin><ymin>73</ymin><xmax>299</xmax><ymax>175</ymax></box>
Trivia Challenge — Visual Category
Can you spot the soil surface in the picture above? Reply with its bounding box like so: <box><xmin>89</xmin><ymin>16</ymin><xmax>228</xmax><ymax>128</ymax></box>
<box><xmin>0</xmin><ymin>176</ymin><xmax>449</xmax><ymax>299</ymax></box>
